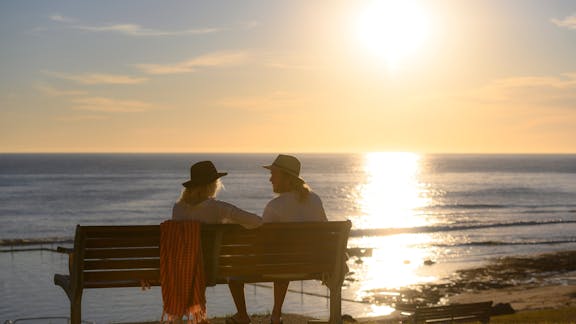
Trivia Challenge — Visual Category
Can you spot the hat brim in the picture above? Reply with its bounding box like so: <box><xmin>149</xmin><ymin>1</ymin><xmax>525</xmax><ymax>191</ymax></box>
<box><xmin>182</xmin><ymin>172</ymin><xmax>227</xmax><ymax>188</ymax></box>
<box><xmin>263</xmin><ymin>165</ymin><xmax>304</xmax><ymax>182</ymax></box>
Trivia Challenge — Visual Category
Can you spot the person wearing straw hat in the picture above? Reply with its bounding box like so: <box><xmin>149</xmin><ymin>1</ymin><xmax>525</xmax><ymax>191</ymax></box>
<box><xmin>227</xmin><ymin>154</ymin><xmax>327</xmax><ymax>324</ymax></box>
<box><xmin>172</xmin><ymin>160</ymin><xmax>262</xmax><ymax>228</ymax></box>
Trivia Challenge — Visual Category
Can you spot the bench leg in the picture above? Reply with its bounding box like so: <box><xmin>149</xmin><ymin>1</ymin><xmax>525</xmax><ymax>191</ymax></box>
<box><xmin>70</xmin><ymin>294</ymin><xmax>82</xmax><ymax>324</ymax></box>
<box><xmin>328</xmin><ymin>286</ymin><xmax>342</xmax><ymax>324</ymax></box>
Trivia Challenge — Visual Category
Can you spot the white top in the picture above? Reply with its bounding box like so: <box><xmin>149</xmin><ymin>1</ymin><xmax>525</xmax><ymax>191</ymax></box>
<box><xmin>262</xmin><ymin>191</ymin><xmax>327</xmax><ymax>223</ymax></box>
<box><xmin>172</xmin><ymin>198</ymin><xmax>262</xmax><ymax>229</ymax></box>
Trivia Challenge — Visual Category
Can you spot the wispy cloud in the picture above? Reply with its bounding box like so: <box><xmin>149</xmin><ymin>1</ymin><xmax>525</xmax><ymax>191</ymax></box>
<box><xmin>240</xmin><ymin>20</ymin><xmax>261</xmax><ymax>30</ymax></box>
<box><xmin>46</xmin><ymin>72</ymin><xmax>148</xmax><ymax>85</ymax></box>
<box><xmin>262</xmin><ymin>52</ymin><xmax>327</xmax><ymax>71</ymax></box>
<box><xmin>36</xmin><ymin>84</ymin><xmax>86</xmax><ymax>96</ymax></box>
<box><xmin>71</xmin><ymin>97</ymin><xmax>154</xmax><ymax>112</ymax></box>
<box><xmin>73</xmin><ymin>23</ymin><xmax>222</xmax><ymax>36</ymax></box>
<box><xmin>551</xmin><ymin>13</ymin><xmax>576</xmax><ymax>29</ymax></box>
<box><xmin>265</xmin><ymin>62</ymin><xmax>321</xmax><ymax>71</ymax></box>
<box><xmin>37</xmin><ymin>84</ymin><xmax>155</xmax><ymax>113</ymax></box>
<box><xmin>465</xmin><ymin>73</ymin><xmax>576</xmax><ymax>108</ymax></box>
<box><xmin>135</xmin><ymin>51</ymin><xmax>249</xmax><ymax>75</ymax></box>
<box><xmin>54</xmin><ymin>114</ymin><xmax>109</xmax><ymax>122</ymax></box>
<box><xmin>50</xmin><ymin>14</ymin><xmax>77</xmax><ymax>23</ymax></box>
<box><xmin>49</xmin><ymin>13</ymin><xmax>222</xmax><ymax>36</ymax></box>
<box><xmin>217</xmin><ymin>91</ymin><xmax>309</xmax><ymax>112</ymax></box>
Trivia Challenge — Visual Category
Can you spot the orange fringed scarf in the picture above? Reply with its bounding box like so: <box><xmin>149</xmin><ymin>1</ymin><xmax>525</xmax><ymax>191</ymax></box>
<box><xmin>160</xmin><ymin>220</ymin><xmax>207</xmax><ymax>324</ymax></box>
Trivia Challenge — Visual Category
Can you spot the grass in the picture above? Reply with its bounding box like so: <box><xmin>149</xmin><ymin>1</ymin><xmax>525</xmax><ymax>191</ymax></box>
<box><xmin>361</xmin><ymin>307</ymin><xmax>576</xmax><ymax>324</ymax></box>
<box><xmin>488</xmin><ymin>306</ymin><xmax>576</xmax><ymax>324</ymax></box>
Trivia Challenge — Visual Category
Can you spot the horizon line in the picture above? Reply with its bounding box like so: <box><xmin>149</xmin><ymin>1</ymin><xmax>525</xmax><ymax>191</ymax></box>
<box><xmin>1</xmin><ymin>151</ymin><xmax>576</xmax><ymax>155</ymax></box>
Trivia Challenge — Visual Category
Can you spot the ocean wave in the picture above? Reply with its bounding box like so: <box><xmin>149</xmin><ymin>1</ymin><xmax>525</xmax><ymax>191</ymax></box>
<box><xmin>424</xmin><ymin>204</ymin><xmax>576</xmax><ymax>210</ymax></box>
<box><xmin>349</xmin><ymin>219</ymin><xmax>576</xmax><ymax>236</ymax></box>
<box><xmin>426</xmin><ymin>204</ymin><xmax>507</xmax><ymax>209</ymax></box>
<box><xmin>0</xmin><ymin>237</ymin><xmax>72</xmax><ymax>246</ymax></box>
<box><xmin>431</xmin><ymin>238</ymin><xmax>576</xmax><ymax>247</ymax></box>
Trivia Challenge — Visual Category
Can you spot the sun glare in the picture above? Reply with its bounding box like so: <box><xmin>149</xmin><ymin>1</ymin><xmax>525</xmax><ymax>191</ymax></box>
<box><xmin>355</xmin><ymin>0</ymin><xmax>432</xmax><ymax>70</ymax></box>
<box><xmin>349</xmin><ymin>152</ymin><xmax>438</xmax><ymax>314</ymax></box>
<box><xmin>357</xmin><ymin>152</ymin><xmax>430</xmax><ymax>229</ymax></box>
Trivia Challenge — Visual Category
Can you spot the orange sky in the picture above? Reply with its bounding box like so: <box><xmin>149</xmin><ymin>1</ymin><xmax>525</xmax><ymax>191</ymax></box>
<box><xmin>2</xmin><ymin>0</ymin><xmax>576</xmax><ymax>153</ymax></box>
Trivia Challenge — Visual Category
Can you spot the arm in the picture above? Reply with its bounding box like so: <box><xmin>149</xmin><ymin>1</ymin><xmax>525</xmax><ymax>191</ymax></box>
<box><xmin>218</xmin><ymin>200</ymin><xmax>262</xmax><ymax>229</ymax></box>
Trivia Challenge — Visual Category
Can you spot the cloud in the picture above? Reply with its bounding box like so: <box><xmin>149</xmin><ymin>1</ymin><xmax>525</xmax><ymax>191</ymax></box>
<box><xmin>71</xmin><ymin>97</ymin><xmax>154</xmax><ymax>112</ymax></box>
<box><xmin>465</xmin><ymin>73</ymin><xmax>576</xmax><ymax>109</ymax></box>
<box><xmin>262</xmin><ymin>52</ymin><xmax>327</xmax><ymax>71</ymax></box>
<box><xmin>47</xmin><ymin>72</ymin><xmax>148</xmax><ymax>85</ymax></box>
<box><xmin>240</xmin><ymin>20</ymin><xmax>261</xmax><ymax>30</ymax></box>
<box><xmin>48</xmin><ymin>14</ymin><xmax>223</xmax><ymax>36</ymax></box>
<box><xmin>50</xmin><ymin>14</ymin><xmax>77</xmax><ymax>23</ymax></box>
<box><xmin>135</xmin><ymin>51</ymin><xmax>249</xmax><ymax>75</ymax></box>
<box><xmin>72</xmin><ymin>23</ymin><xmax>221</xmax><ymax>36</ymax></box>
<box><xmin>551</xmin><ymin>14</ymin><xmax>576</xmax><ymax>29</ymax></box>
<box><xmin>265</xmin><ymin>62</ymin><xmax>321</xmax><ymax>71</ymax></box>
<box><xmin>54</xmin><ymin>114</ymin><xmax>109</xmax><ymax>122</ymax></box>
<box><xmin>217</xmin><ymin>91</ymin><xmax>309</xmax><ymax>112</ymax></box>
<box><xmin>36</xmin><ymin>84</ymin><xmax>86</xmax><ymax>96</ymax></box>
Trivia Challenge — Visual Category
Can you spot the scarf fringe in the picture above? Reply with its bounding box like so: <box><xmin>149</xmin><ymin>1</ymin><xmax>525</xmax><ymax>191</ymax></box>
<box><xmin>161</xmin><ymin>305</ymin><xmax>207</xmax><ymax>324</ymax></box>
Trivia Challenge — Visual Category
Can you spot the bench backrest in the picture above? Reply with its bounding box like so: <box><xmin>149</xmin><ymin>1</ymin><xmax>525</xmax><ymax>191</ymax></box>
<box><xmin>411</xmin><ymin>301</ymin><xmax>493</xmax><ymax>323</ymax></box>
<box><xmin>69</xmin><ymin>221</ymin><xmax>351</xmax><ymax>289</ymax></box>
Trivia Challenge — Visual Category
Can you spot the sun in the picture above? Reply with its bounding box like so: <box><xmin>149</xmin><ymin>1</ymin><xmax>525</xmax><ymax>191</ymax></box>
<box><xmin>355</xmin><ymin>0</ymin><xmax>432</xmax><ymax>70</ymax></box>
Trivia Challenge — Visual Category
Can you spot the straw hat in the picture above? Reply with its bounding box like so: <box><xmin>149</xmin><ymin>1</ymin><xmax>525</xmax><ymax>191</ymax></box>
<box><xmin>263</xmin><ymin>154</ymin><xmax>304</xmax><ymax>181</ymax></box>
<box><xmin>182</xmin><ymin>161</ymin><xmax>227</xmax><ymax>188</ymax></box>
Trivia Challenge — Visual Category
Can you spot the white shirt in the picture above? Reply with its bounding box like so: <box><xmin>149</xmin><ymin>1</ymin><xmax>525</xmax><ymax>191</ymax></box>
<box><xmin>172</xmin><ymin>198</ymin><xmax>262</xmax><ymax>229</ymax></box>
<box><xmin>262</xmin><ymin>191</ymin><xmax>327</xmax><ymax>223</ymax></box>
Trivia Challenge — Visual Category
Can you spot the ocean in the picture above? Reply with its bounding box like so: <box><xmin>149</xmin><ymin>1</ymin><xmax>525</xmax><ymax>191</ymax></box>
<box><xmin>1</xmin><ymin>153</ymin><xmax>576</xmax><ymax>323</ymax></box>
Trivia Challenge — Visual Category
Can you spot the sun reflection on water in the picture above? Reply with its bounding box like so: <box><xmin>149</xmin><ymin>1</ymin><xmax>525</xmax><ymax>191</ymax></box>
<box><xmin>356</xmin><ymin>152</ymin><xmax>431</xmax><ymax>229</ymax></box>
<box><xmin>350</xmin><ymin>152</ymin><xmax>438</xmax><ymax>316</ymax></box>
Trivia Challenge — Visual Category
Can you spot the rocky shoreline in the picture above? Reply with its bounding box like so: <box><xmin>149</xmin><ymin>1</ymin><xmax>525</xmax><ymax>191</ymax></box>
<box><xmin>366</xmin><ymin>250</ymin><xmax>576</xmax><ymax>308</ymax></box>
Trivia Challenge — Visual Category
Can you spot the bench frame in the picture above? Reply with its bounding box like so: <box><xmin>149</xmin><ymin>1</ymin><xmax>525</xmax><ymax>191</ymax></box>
<box><xmin>54</xmin><ymin>221</ymin><xmax>351</xmax><ymax>324</ymax></box>
<box><xmin>399</xmin><ymin>301</ymin><xmax>493</xmax><ymax>324</ymax></box>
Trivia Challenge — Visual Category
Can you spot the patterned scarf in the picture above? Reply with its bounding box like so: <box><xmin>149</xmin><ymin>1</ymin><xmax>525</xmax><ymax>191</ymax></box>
<box><xmin>160</xmin><ymin>220</ymin><xmax>206</xmax><ymax>324</ymax></box>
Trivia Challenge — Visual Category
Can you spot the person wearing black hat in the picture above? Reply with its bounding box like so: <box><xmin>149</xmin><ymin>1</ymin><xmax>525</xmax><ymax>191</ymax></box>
<box><xmin>172</xmin><ymin>161</ymin><xmax>262</xmax><ymax>228</ymax></box>
<box><xmin>227</xmin><ymin>154</ymin><xmax>327</xmax><ymax>324</ymax></box>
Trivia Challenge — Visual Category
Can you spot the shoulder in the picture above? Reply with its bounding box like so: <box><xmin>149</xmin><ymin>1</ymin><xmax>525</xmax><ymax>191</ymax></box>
<box><xmin>265</xmin><ymin>192</ymin><xmax>296</xmax><ymax>208</ymax></box>
<box><xmin>308</xmin><ymin>191</ymin><xmax>322</xmax><ymax>200</ymax></box>
<box><xmin>172</xmin><ymin>202</ymin><xmax>190</xmax><ymax>220</ymax></box>
<box><xmin>308</xmin><ymin>191</ymin><xmax>324</xmax><ymax>204</ymax></box>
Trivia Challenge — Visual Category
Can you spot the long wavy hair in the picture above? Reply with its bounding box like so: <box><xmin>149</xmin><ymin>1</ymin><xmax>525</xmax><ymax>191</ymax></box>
<box><xmin>284</xmin><ymin>173</ymin><xmax>311</xmax><ymax>202</ymax></box>
<box><xmin>178</xmin><ymin>179</ymin><xmax>223</xmax><ymax>206</ymax></box>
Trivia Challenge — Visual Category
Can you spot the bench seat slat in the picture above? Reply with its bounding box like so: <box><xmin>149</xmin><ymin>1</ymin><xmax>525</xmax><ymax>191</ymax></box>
<box><xmin>83</xmin><ymin>269</ymin><xmax>159</xmax><ymax>282</ymax></box>
<box><xmin>219</xmin><ymin>253</ymin><xmax>336</xmax><ymax>266</ymax></box>
<box><xmin>222</xmin><ymin>231</ymin><xmax>340</xmax><ymax>243</ymax></box>
<box><xmin>220</xmin><ymin>244</ymin><xmax>337</xmax><ymax>255</ymax></box>
<box><xmin>84</xmin><ymin>258</ymin><xmax>159</xmax><ymax>270</ymax></box>
<box><xmin>85</xmin><ymin>237</ymin><xmax>159</xmax><ymax>248</ymax></box>
<box><xmin>218</xmin><ymin>263</ymin><xmax>333</xmax><ymax>277</ymax></box>
<box><xmin>85</xmin><ymin>247</ymin><xmax>159</xmax><ymax>259</ymax></box>
<box><xmin>84</xmin><ymin>279</ymin><xmax>161</xmax><ymax>288</ymax></box>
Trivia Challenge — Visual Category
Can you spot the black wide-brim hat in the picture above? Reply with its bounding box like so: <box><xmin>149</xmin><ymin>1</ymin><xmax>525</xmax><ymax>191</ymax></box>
<box><xmin>182</xmin><ymin>160</ymin><xmax>227</xmax><ymax>188</ymax></box>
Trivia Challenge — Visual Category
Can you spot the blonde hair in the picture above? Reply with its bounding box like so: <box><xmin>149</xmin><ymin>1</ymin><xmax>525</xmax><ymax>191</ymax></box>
<box><xmin>178</xmin><ymin>179</ymin><xmax>223</xmax><ymax>206</ymax></box>
<box><xmin>285</xmin><ymin>173</ymin><xmax>310</xmax><ymax>202</ymax></box>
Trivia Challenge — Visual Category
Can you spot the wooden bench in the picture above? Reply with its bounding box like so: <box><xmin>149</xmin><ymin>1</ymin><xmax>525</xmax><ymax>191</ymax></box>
<box><xmin>54</xmin><ymin>221</ymin><xmax>351</xmax><ymax>324</ymax></box>
<box><xmin>398</xmin><ymin>301</ymin><xmax>493</xmax><ymax>323</ymax></box>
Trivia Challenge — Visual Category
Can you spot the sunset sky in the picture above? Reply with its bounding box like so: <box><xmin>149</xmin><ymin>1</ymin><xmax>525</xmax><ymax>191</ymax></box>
<box><xmin>1</xmin><ymin>0</ymin><xmax>576</xmax><ymax>153</ymax></box>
